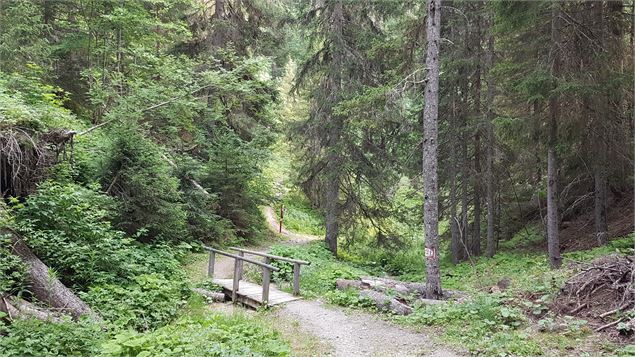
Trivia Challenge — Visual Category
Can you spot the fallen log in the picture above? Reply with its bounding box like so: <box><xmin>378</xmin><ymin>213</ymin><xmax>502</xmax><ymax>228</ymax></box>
<box><xmin>0</xmin><ymin>296</ymin><xmax>63</xmax><ymax>322</ymax></box>
<box><xmin>336</xmin><ymin>278</ymin><xmax>452</xmax><ymax>309</ymax></box>
<box><xmin>335</xmin><ymin>279</ymin><xmax>364</xmax><ymax>291</ymax></box>
<box><xmin>7</xmin><ymin>231</ymin><xmax>101</xmax><ymax>321</ymax></box>
<box><xmin>358</xmin><ymin>290</ymin><xmax>413</xmax><ymax>315</ymax></box>
<box><xmin>360</xmin><ymin>277</ymin><xmax>425</xmax><ymax>296</ymax></box>
<box><xmin>192</xmin><ymin>288</ymin><xmax>225</xmax><ymax>302</ymax></box>
<box><xmin>360</xmin><ymin>276</ymin><xmax>465</xmax><ymax>301</ymax></box>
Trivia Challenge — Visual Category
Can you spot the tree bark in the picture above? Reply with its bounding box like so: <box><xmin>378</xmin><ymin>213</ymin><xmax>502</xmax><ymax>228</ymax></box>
<box><xmin>422</xmin><ymin>0</ymin><xmax>442</xmax><ymax>299</ymax></box>
<box><xmin>450</xmin><ymin>97</ymin><xmax>461</xmax><ymax>264</ymax></box>
<box><xmin>459</xmin><ymin>28</ymin><xmax>471</xmax><ymax>261</ymax></box>
<box><xmin>547</xmin><ymin>4</ymin><xmax>562</xmax><ymax>269</ymax></box>
<box><xmin>7</xmin><ymin>231</ymin><xmax>101</xmax><ymax>320</ymax></box>
<box><xmin>471</xmin><ymin>4</ymin><xmax>483</xmax><ymax>257</ymax></box>
<box><xmin>0</xmin><ymin>296</ymin><xmax>62</xmax><ymax>322</ymax></box>
<box><xmin>192</xmin><ymin>288</ymin><xmax>225</xmax><ymax>302</ymax></box>
<box><xmin>358</xmin><ymin>290</ymin><xmax>413</xmax><ymax>315</ymax></box>
<box><xmin>594</xmin><ymin>163</ymin><xmax>609</xmax><ymax>245</ymax></box>
<box><xmin>485</xmin><ymin>18</ymin><xmax>496</xmax><ymax>258</ymax></box>
<box><xmin>593</xmin><ymin>2</ymin><xmax>609</xmax><ymax>246</ymax></box>
<box><xmin>323</xmin><ymin>0</ymin><xmax>345</xmax><ymax>256</ymax></box>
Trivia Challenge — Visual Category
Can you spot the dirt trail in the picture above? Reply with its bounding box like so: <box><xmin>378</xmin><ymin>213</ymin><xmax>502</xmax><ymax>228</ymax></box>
<box><xmin>262</xmin><ymin>206</ymin><xmax>322</xmax><ymax>243</ymax></box>
<box><xmin>212</xmin><ymin>206</ymin><xmax>461</xmax><ymax>356</ymax></box>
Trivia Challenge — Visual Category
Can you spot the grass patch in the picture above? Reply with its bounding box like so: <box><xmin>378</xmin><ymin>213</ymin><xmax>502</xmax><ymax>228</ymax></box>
<box><xmin>268</xmin><ymin>242</ymin><xmax>369</xmax><ymax>299</ymax></box>
<box><xmin>276</xmin><ymin>190</ymin><xmax>324</xmax><ymax>236</ymax></box>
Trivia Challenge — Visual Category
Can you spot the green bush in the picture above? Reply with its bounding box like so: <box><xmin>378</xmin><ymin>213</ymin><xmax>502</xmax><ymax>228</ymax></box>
<box><xmin>14</xmin><ymin>182</ymin><xmax>189</xmax><ymax>285</ymax></box>
<box><xmin>324</xmin><ymin>288</ymin><xmax>376</xmax><ymax>309</ymax></box>
<box><xmin>399</xmin><ymin>294</ymin><xmax>542</xmax><ymax>356</ymax></box>
<box><xmin>0</xmin><ymin>318</ymin><xmax>104</xmax><ymax>357</ymax></box>
<box><xmin>13</xmin><ymin>181</ymin><xmax>191</xmax><ymax>329</ymax></box>
<box><xmin>100</xmin><ymin>126</ymin><xmax>188</xmax><ymax>242</ymax></box>
<box><xmin>14</xmin><ymin>181</ymin><xmax>131</xmax><ymax>289</ymax></box>
<box><xmin>82</xmin><ymin>273</ymin><xmax>189</xmax><ymax>331</ymax></box>
<box><xmin>198</xmin><ymin>129</ymin><xmax>270</xmax><ymax>242</ymax></box>
<box><xmin>269</xmin><ymin>242</ymin><xmax>369</xmax><ymax>297</ymax></box>
<box><xmin>100</xmin><ymin>314</ymin><xmax>290</xmax><ymax>357</ymax></box>
<box><xmin>0</xmin><ymin>203</ymin><xmax>27</xmax><ymax>295</ymax></box>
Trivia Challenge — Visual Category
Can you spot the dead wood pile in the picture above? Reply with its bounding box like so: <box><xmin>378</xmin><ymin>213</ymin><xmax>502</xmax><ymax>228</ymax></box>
<box><xmin>555</xmin><ymin>254</ymin><xmax>634</xmax><ymax>336</ymax></box>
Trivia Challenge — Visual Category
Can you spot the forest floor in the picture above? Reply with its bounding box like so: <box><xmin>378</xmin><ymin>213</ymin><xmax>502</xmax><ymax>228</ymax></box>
<box><xmin>188</xmin><ymin>206</ymin><xmax>461</xmax><ymax>357</ymax></box>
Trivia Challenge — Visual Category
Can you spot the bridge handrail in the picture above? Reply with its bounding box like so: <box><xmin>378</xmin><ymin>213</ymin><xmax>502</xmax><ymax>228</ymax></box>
<box><xmin>229</xmin><ymin>247</ymin><xmax>310</xmax><ymax>266</ymax></box>
<box><xmin>203</xmin><ymin>246</ymin><xmax>279</xmax><ymax>271</ymax></box>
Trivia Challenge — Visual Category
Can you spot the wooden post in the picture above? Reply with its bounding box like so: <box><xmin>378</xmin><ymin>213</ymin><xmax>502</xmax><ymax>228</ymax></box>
<box><xmin>279</xmin><ymin>205</ymin><xmax>284</xmax><ymax>233</ymax></box>
<box><xmin>232</xmin><ymin>259</ymin><xmax>240</xmax><ymax>303</ymax></box>
<box><xmin>208</xmin><ymin>251</ymin><xmax>215</xmax><ymax>278</ymax></box>
<box><xmin>293</xmin><ymin>262</ymin><xmax>301</xmax><ymax>296</ymax></box>
<box><xmin>237</xmin><ymin>251</ymin><xmax>244</xmax><ymax>280</ymax></box>
<box><xmin>262</xmin><ymin>257</ymin><xmax>271</xmax><ymax>305</ymax></box>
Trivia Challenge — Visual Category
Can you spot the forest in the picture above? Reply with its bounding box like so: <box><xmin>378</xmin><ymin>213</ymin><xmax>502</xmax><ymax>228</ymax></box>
<box><xmin>0</xmin><ymin>0</ymin><xmax>633</xmax><ymax>356</ymax></box>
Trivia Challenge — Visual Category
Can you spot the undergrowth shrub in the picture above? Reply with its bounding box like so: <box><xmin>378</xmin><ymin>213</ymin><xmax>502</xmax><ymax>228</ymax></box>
<box><xmin>198</xmin><ymin>129</ymin><xmax>270</xmax><ymax>242</ymax></box>
<box><xmin>100</xmin><ymin>313</ymin><xmax>290</xmax><ymax>357</ymax></box>
<box><xmin>324</xmin><ymin>288</ymin><xmax>376</xmax><ymax>309</ymax></box>
<box><xmin>0</xmin><ymin>202</ymin><xmax>26</xmax><ymax>295</ymax></box>
<box><xmin>0</xmin><ymin>318</ymin><xmax>104</xmax><ymax>357</ymax></box>
<box><xmin>13</xmin><ymin>181</ymin><xmax>191</xmax><ymax>330</ymax></box>
<box><xmin>399</xmin><ymin>294</ymin><xmax>542</xmax><ymax>356</ymax></box>
<box><xmin>269</xmin><ymin>242</ymin><xmax>368</xmax><ymax>297</ymax></box>
<box><xmin>14</xmin><ymin>181</ymin><xmax>130</xmax><ymax>289</ymax></box>
<box><xmin>82</xmin><ymin>273</ymin><xmax>189</xmax><ymax>331</ymax></box>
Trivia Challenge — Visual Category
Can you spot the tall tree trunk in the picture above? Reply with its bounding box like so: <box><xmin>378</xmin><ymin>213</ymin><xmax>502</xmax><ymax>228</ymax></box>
<box><xmin>594</xmin><ymin>2</ymin><xmax>609</xmax><ymax>246</ymax></box>
<box><xmin>460</xmin><ymin>111</ymin><xmax>470</xmax><ymax>260</ymax></box>
<box><xmin>547</xmin><ymin>4</ymin><xmax>562</xmax><ymax>269</ymax></box>
<box><xmin>210</xmin><ymin>0</ymin><xmax>226</xmax><ymax>49</ymax></box>
<box><xmin>485</xmin><ymin>18</ymin><xmax>496</xmax><ymax>258</ymax></box>
<box><xmin>594</xmin><ymin>168</ymin><xmax>609</xmax><ymax>244</ymax></box>
<box><xmin>458</xmin><ymin>18</ymin><xmax>471</xmax><ymax>260</ymax></box>
<box><xmin>448</xmin><ymin>18</ymin><xmax>460</xmax><ymax>264</ymax></box>
<box><xmin>470</xmin><ymin>2</ymin><xmax>483</xmax><ymax>257</ymax></box>
<box><xmin>450</xmin><ymin>98</ymin><xmax>460</xmax><ymax>264</ymax></box>
<box><xmin>423</xmin><ymin>0</ymin><xmax>442</xmax><ymax>299</ymax></box>
<box><xmin>324</xmin><ymin>0</ymin><xmax>345</xmax><ymax>256</ymax></box>
<box><xmin>324</xmin><ymin>146</ymin><xmax>341</xmax><ymax>256</ymax></box>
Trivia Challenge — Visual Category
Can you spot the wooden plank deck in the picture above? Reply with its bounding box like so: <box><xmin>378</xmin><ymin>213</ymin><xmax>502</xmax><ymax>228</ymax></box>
<box><xmin>213</xmin><ymin>278</ymin><xmax>300</xmax><ymax>308</ymax></box>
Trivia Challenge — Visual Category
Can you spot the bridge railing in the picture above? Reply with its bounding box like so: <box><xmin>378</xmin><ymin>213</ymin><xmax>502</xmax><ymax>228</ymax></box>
<box><xmin>204</xmin><ymin>247</ymin><xmax>279</xmax><ymax>304</ymax></box>
<box><xmin>229</xmin><ymin>247</ymin><xmax>311</xmax><ymax>296</ymax></box>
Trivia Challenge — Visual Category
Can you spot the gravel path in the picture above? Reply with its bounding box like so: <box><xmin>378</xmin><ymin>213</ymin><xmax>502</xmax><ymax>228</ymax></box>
<box><xmin>277</xmin><ymin>299</ymin><xmax>459</xmax><ymax>357</ymax></box>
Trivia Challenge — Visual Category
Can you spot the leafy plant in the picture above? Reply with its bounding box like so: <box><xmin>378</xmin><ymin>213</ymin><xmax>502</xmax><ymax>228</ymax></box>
<box><xmin>0</xmin><ymin>318</ymin><xmax>104</xmax><ymax>357</ymax></box>
<box><xmin>82</xmin><ymin>273</ymin><xmax>189</xmax><ymax>331</ymax></box>
<box><xmin>324</xmin><ymin>288</ymin><xmax>375</xmax><ymax>309</ymax></box>
<box><xmin>100</xmin><ymin>313</ymin><xmax>290</xmax><ymax>357</ymax></box>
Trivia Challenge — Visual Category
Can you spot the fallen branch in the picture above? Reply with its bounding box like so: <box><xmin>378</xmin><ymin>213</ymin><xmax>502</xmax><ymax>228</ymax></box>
<box><xmin>594</xmin><ymin>318</ymin><xmax>624</xmax><ymax>332</ymax></box>
<box><xmin>599</xmin><ymin>303</ymin><xmax>630</xmax><ymax>318</ymax></box>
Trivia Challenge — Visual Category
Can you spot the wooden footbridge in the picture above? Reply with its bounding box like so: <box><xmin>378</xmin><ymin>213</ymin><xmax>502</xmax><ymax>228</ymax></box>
<box><xmin>204</xmin><ymin>246</ymin><xmax>310</xmax><ymax>308</ymax></box>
